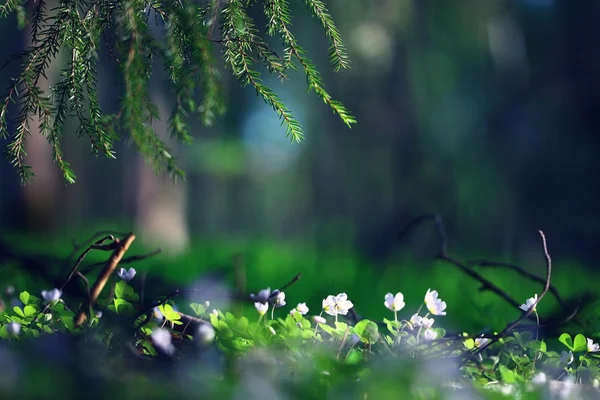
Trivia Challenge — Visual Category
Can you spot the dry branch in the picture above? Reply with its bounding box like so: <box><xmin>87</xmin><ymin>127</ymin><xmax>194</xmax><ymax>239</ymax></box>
<box><xmin>74</xmin><ymin>233</ymin><xmax>136</xmax><ymax>326</ymax></box>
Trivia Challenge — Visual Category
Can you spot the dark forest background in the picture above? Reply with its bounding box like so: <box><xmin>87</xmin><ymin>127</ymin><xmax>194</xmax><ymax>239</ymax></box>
<box><xmin>1</xmin><ymin>1</ymin><xmax>599</xmax><ymax>329</ymax></box>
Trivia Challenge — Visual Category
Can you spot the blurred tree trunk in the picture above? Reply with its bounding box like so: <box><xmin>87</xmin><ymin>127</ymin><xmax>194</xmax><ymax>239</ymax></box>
<box><xmin>131</xmin><ymin>93</ymin><xmax>189</xmax><ymax>255</ymax></box>
<box><xmin>21</xmin><ymin>1</ymin><xmax>61</xmax><ymax>234</ymax></box>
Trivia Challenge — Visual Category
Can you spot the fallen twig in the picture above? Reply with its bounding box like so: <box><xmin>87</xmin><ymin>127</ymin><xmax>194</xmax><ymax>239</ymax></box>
<box><xmin>75</xmin><ymin>233</ymin><xmax>136</xmax><ymax>326</ymax></box>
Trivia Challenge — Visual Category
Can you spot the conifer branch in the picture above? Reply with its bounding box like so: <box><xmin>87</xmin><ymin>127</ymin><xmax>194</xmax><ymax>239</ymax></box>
<box><xmin>0</xmin><ymin>0</ymin><xmax>354</xmax><ymax>183</ymax></box>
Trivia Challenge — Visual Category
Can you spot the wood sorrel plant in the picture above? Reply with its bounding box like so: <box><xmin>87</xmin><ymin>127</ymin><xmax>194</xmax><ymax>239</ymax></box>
<box><xmin>1</xmin><ymin>230</ymin><xmax>600</xmax><ymax>399</ymax></box>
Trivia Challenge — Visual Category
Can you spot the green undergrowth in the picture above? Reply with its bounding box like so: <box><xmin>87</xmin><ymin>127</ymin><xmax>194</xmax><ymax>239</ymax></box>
<box><xmin>1</xmin><ymin>231</ymin><xmax>600</xmax><ymax>399</ymax></box>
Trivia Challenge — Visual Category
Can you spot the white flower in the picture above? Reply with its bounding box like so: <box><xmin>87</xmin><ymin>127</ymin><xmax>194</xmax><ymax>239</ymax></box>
<box><xmin>421</xmin><ymin>317</ymin><xmax>434</xmax><ymax>329</ymax></box>
<box><xmin>333</xmin><ymin>293</ymin><xmax>354</xmax><ymax>315</ymax></box>
<box><xmin>41</xmin><ymin>288</ymin><xmax>62</xmax><ymax>304</ymax></box>
<box><xmin>250</xmin><ymin>288</ymin><xmax>271</xmax><ymax>303</ymax></box>
<box><xmin>270</xmin><ymin>291</ymin><xmax>286</xmax><ymax>308</ymax></box>
<box><xmin>95</xmin><ymin>311</ymin><xmax>103</xmax><ymax>319</ymax></box>
<box><xmin>424</xmin><ymin>289</ymin><xmax>447</xmax><ymax>316</ymax></box>
<box><xmin>409</xmin><ymin>313</ymin><xmax>423</xmax><ymax>329</ymax></box>
<box><xmin>254</xmin><ymin>302</ymin><xmax>268</xmax><ymax>316</ymax></box>
<box><xmin>519</xmin><ymin>294</ymin><xmax>538</xmax><ymax>312</ymax></box>
<box><xmin>296</xmin><ymin>303</ymin><xmax>309</xmax><ymax>315</ymax></box>
<box><xmin>423</xmin><ymin>328</ymin><xmax>437</xmax><ymax>342</ymax></box>
<box><xmin>475</xmin><ymin>337</ymin><xmax>491</xmax><ymax>348</ymax></box>
<box><xmin>313</xmin><ymin>315</ymin><xmax>327</xmax><ymax>324</ymax></box>
<box><xmin>531</xmin><ymin>372</ymin><xmax>547</xmax><ymax>385</ymax></box>
<box><xmin>384</xmin><ymin>292</ymin><xmax>405</xmax><ymax>312</ymax></box>
<box><xmin>6</xmin><ymin>322</ymin><xmax>20</xmax><ymax>336</ymax></box>
<box><xmin>117</xmin><ymin>267</ymin><xmax>136</xmax><ymax>282</ymax></box>
<box><xmin>151</xmin><ymin>328</ymin><xmax>175</xmax><ymax>356</ymax></box>
<box><xmin>211</xmin><ymin>309</ymin><xmax>219</xmax><ymax>316</ymax></box>
<box><xmin>197</xmin><ymin>323</ymin><xmax>215</xmax><ymax>345</ymax></box>
<box><xmin>322</xmin><ymin>295</ymin><xmax>337</xmax><ymax>316</ymax></box>
<box><xmin>587</xmin><ymin>338</ymin><xmax>600</xmax><ymax>352</ymax></box>
<box><xmin>424</xmin><ymin>289</ymin><xmax>440</xmax><ymax>304</ymax></box>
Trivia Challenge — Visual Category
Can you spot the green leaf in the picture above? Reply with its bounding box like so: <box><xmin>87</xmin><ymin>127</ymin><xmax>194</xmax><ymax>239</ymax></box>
<box><xmin>345</xmin><ymin>349</ymin><xmax>362</xmax><ymax>365</ymax></box>
<box><xmin>114</xmin><ymin>281</ymin><xmax>127</xmax><ymax>299</ymax></box>
<box><xmin>498</xmin><ymin>365</ymin><xmax>520</xmax><ymax>384</ymax></box>
<box><xmin>574</xmin><ymin>333</ymin><xmax>588</xmax><ymax>352</ymax></box>
<box><xmin>23</xmin><ymin>305</ymin><xmax>36</xmax><ymax>317</ymax></box>
<box><xmin>19</xmin><ymin>291</ymin><xmax>30</xmax><ymax>305</ymax></box>
<box><xmin>0</xmin><ymin>325</ymin><xmax>9</xmax><ymax>339</ymax></box>
<box><xmin>13</xmin><ymin>307</ymin><xmax>24</xmax><ymax>317</ymax></box>
<box><xmin>62</xmin><ymin>316</ymin><xmax>75</xmax><ymax>332</ymax></box>
<box><xmin>115</xmin><ymin>281</ymin><xmax>138</xmax><ymax>301</ymax></box>
<box><xmin>159</xmin><ymin>304</ymin><xmax>181</xmax><ymax>322</ymax></box>
<box><xmin>190</xmin><ymin>303</ymin><xmax>207</xmax><ymax>316</ymax></box>
<box><xmin>353</xmin><ymin>319</ymin><xmax>380</xmax><ymax>344</ymax></box>
<box><xmin>114</xmin><ymin>299</ymin><xmax>134</xmax><ymax>315</ymax></box>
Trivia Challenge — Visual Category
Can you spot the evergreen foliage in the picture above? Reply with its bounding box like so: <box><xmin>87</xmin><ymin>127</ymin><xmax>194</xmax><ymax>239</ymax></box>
<box><xmin>0</xmin><ymin>0</ymin><xmax>355</xmax><ymax>184</ymax></box>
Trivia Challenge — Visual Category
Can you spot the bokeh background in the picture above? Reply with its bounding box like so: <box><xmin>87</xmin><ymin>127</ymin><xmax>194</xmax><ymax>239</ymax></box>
<box><xmin>1</xmin><ymin>0</ymin><xmax>599</xmax><ymax>333</ymax></box>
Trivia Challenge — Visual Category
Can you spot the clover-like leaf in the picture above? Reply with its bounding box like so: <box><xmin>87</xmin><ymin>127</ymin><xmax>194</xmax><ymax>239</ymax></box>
<box><xmin>19</xmin><ymin>291</ymin><xmax>30</xmax><ymax>305</ymax></box>
<box><xmin>573</xmin><ymin>333</ymin><xmax>588</xmax><ymax>352</ymax></box>
<box><xmin>23</xmin><ymin>305</ymin><xmax>36</xmax><ymax>318</ymax></box>
<box><xmin>190</xmin><ymin>303</ymin><xmax>207</xmax><ymax>316</ymax></box>
<box><xmin>353</xmin><ymin>319</ymin><xmax>380</xmax><ymax>344</ymax></box>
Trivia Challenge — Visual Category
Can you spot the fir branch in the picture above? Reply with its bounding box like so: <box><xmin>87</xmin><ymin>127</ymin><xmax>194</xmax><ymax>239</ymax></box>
<box><xmin>0</xmin><ymin>0</ymin><xmax>355</xmax><ymax>183</ymax></box>
<box><xmin>265</xmin><ymin>0</ymin><xmax>355</xmax><ymax>127</ymax></box>
<box><xmin>222</xmin><ymin>0</ymin><xmax>303</xmax><ymax>142</ymax></box>
<box><xmin>118</xmin><ymin>1</ymin><xmax>185</xmax><ymax>181</ymax></box>
<box><xmin>302</xmin><ymin>0</ymin><xmax>349</xmax><ymax>71</ymax></box>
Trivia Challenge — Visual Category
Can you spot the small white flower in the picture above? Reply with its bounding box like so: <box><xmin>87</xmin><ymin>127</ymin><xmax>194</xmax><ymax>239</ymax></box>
<box><xmin>250</xmin><ymin>288</ymin><xmax>271</xmax><ymax>304</ymax></box>
<box><xmin>211</xmin><ymin>309</ymin><xmax>219</xmax><ymax>316</ymax></box>
<box><xmin>151</xmin><ymin>328</ymin><xmax>175</xmax><ymax>356</ymax></box>
<box><xmin>384</xmin><ymin>292</ymin><xmax>406</xmax><ymax>312</ymax></box>
<box><xmin>409</xmin><ymin>313</ymin><xmax>423</xmax><ymax>329</ymax></box>
<box><xmin>423</xmin><ymin>328</ymin><xmax>437</xmax><ymax>342</ymax></box>
<box><xmin>587</xmin><ymin>338</ymin><xmax>600</xmax><ymax>352</ymax></box>
<box><xmin>333</xmin><ymin>293</ymin><xmax>354</xmax><ymax>315</ymax></box>
<box><xmin>531</xmin><ymin>372</ymin><xmax>547</xmax><ymax>385</ymax></box>
<box><xmin>270</xmin><ymin>291</ymin><xmax>286</xmax><ymax>308</ymax></box>
<box><xmin>322</xmin><ymin>295</ymin><xmax>337</xmax><ymax>316</ymax></box>
<box><xmin>424</xmin><ymin>289</ymin><xmax>447</xmax><ymax>316</ymax></box>
<box><xmin>421</xmin><ymin>317</ymin><xmax>434</xmax><ymax>329</ymax></box>
<box><xmin>95</xmin><ymin>311</ymin><xmax>103</xmax><ymax>319</ymax></box>
<box><xmin>560</xmin><ymin>350</ymin><xmax>574</xmax><ymax>365</ymax></box>
<box><xmin>296</xmin><ymin>303</ymin><xmax>309</xmax><ymax>315</ymax></box>
<box><xmin>204</xmin><ymin>301</ymin><xmax>210</xmax><ymax>309</ymax></box>
<box><xmin>6</xmin><ymin>322</ymin><xmax>20</xmax><ymax>336</ymax></box>
<box><xmin>475</xmin><ymin>337</ymin><xmax>491</xmax><ymax>348</ymax></box>
<box><xmin>424</xmin><ymin>289</ymin><xmax>440</xmax><ymax>304</ymax></box>
<box><xmin>255</xmin><ymin>302</ymin><xmax>269</xmax><ymax>316</ymax></box>
<box><xmin>520</xmin><ymin>294</ymin><xmax>538</xmax><ymax>312</ymax></box>
<box><xmin>41</xmin><ymin>288</ymin><xmax>62</xmax><ymax>304</ymax></box>
<box><xmin>197</xmin><ymin>323</ymin><xmax>215</xmax><ymax>345</ymax></box>
<box><xmin>313</xmin><ymin>315</ymin><xmax>327</xmax><ymax>324</ymax></box>
<box><xmin>290</xmin><ymin>308</ymin><xmax>297</xmax><ymax>315</ymax></box>
<box><xmin>117</xmin><ymin>267</ymin><xmax>137</xmax><ymax>282</ymax></box>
